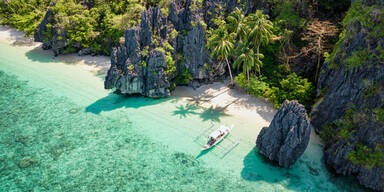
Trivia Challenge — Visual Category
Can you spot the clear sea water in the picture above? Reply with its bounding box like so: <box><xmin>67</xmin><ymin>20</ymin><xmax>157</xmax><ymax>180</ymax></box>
<box><xmin>0</xmin><ymin>41</ymin><xmax>368</xmax><ymax>191</ymax></box>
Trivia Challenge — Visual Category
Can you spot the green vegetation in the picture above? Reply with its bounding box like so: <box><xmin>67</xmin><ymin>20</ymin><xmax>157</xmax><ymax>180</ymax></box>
<box><xmin>0</xmin><ymin>0</ymin><xmax>171</xmax><ymax>54</ymax></box>
<box><xmin>174</xmin><ymin>68</ymin><xmax>192</xmax><ymax>85</ymax></box>
<box><xmin>319</xmin><ymin>122</ymin><xmax>337</xmax><ymax>143</ymax></box>
<box><xmin>319</xmin><ymin>104</ymin><xmax>384</xmax><ymax>169</ymax></box>
<box><xmin>0</xmin><ymin>0</ymin><xmax>52</xmax><ymax>35</ymax></box>
<box><xmin>235</xmin><ymin>72</ymin><xmax>313</xmax><ymax>108</ymax></box>
<box><xmin>327</xmin><ymin>0</ymin><xmax>384</xmax><ymax>69</ymax></box>
<box><xmin>319</xmin><ymin>105</ymin><xmax>356</xmax><ymax>143</ymax></box>
<box><xmin>206</xmin><ymin>16</ymin><xmax>235</xmax><ymax>84</ymax></box>
<box><xmin>207</xmin><ymin>7</ymin><xmax>314</xmax><ymax>108</ymax></box>
<box><xmin>373</xmin><ymin>107</ymin><xmax>384</xmax><ymax>123</ymax></box>
<box><xmin>347</xmin><ymin>143</ymin><xmax>384</xmax><ymax>169</ymax></box>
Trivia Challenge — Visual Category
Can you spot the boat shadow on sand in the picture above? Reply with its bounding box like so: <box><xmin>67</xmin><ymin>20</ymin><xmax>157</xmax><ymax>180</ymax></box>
<box><xmin>85</xmin><ymin>93</ymin><xmax>171</xmax><ymax>114</ymax></box>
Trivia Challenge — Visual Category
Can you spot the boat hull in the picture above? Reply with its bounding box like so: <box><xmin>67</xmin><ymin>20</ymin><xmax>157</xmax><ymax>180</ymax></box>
<box><xmin>201</xmin><ymin>125</ymin><xmax>233</xmax><ymax>150</ymax></box>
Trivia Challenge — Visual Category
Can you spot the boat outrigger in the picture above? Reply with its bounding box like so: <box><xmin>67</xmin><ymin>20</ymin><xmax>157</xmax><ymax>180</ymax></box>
<box><xmin>201</xmin><ymin>124</ymin><xmax>234</xmax><ymax>150</ymax></box>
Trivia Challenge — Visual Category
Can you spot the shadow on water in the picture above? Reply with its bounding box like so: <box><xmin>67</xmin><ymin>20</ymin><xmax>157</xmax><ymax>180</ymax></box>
<box><xmin>25</xmin><ymin>47</ymin><xmax>111</xmax><ymax>76</ymax></box>
<box><xmin>195</xmin><ymin>147</ymin><xmax>214</xmax><ymax>159</ymax></box>
<box><xmin>172</xmin><ymin>104</ymin><xmax>229</xmax><ymax>122</ymax></box>
<box><xmin>85</xmin><ymin>93</ymin><xmax>170</xmax><ymax>114</ymax></box>
<box><xmin>25</xmin><ymin>47</ymin><xmax>56</xmax><ymax>63</ymax></box>
<box><xmin>241</xmin><ymin>147</ymin><xmax>371</xmax><ymax>192</ymax></box>
<box><xmin>241</xmin><ymin>147</ymin><xmax>286</xmax><ymax>182</ymax></box>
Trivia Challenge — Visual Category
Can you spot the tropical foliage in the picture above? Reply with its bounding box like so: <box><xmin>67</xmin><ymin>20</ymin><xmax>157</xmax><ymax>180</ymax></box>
<box><xmin>206</xmin><ymin>18</ymin><xmax>235</xmax><ymax>84</ymax></box>
<box><xmin>0</xmin><ymin>0</ymin><xmax>170</xmax><ymax>54</ymax></box>
<box><xmin>207</xmin><ymin>7</ymin><xmax>314</xmax><ymax>108</ymax></box>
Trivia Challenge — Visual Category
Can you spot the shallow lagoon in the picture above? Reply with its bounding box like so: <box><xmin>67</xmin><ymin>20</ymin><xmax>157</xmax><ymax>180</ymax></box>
<box><xmin>0</xmin><ymin>42</ymin><xmax>367</xmax><ymax>191</ymax></box>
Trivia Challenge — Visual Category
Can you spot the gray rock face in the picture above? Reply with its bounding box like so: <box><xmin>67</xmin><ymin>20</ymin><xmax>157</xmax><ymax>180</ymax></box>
<box><xmin>311</xmin><ymin>0</ymin><xmax>384</xmax><ymax>191</ymax></box>
<box><xmin>145</xmin><ymin>50</ymin><xmax>170</xmax><ymax>97</ymax></box>
<box><xmin>105</xmin><ymin>0</ymin><xmax>251</xmax><ymax>95</ymax></box>
<box><xmin>256</xmin><ymin>100</ymin><xmax>311</xmax><ymax>168</ymax></box>
<box><xmin>104</xmin><ymin>11</ymin><xmax>170</xmax><ymax>97</ymax></box>
<box><xmin>183</xmin><ymin>24</ymin><xmax>207</xmax><ymax>80</ymax></box>
<box><xmin>33</xmin><ymin>2</ymin><xmax>102</xmax><ymax>56</ymax></box>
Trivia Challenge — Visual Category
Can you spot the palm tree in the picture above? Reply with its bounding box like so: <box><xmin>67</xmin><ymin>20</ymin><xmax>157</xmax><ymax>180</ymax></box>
<box><xmin>247</xmin><ymin>10</ymin><xmax>274</xmax><ymax>75</ymax></box>
<box><xmin>227</xmin><ymin>7</ymin><xmax>248</xmax><ymax>40</ymax></box>
<box><xmin>206</xmin><ymin>26</ymin><xmax>235</xmax><ymax>85</ymax></box>
<box><xmin>233</xmin><ymin>41</ymin><xmax>264</xmax><ymax>83</ymax></box>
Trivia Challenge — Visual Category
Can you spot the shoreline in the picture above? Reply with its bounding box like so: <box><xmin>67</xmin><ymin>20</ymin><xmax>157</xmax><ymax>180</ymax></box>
<box><xmin>0</xmin><ymin>25</ymin><xmax>277</xmax><ymax>130</ymax></box>
<box><xmin>0</xmin><ymin>26</ymin><xmax>111</xmax><ymax>77</ymax></box>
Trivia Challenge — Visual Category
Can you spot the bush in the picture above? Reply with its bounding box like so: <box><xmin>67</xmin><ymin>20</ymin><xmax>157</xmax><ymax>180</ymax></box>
<box><xmin>235</xmin><ymin>73</ymin><xmax>269</xmax><ymax>97</ymax></box>
<box><xmin>278</xmin><ymin>73</ymin><xmax>314</xmax><ymax>107</ymax></box>
<box><xmin>235</xmin><ymin>72</ymin><xmax>314</xmax><ymax>109</ymax></box>
<box><xmin>347</xmin><ymin>143</ymin><xmax>384</xmax><ymax>169</ymax></box>
<box><xmin>174</xmin><ymin>68</ymin><xmax>192</xmax><ymax>85</ymax></box>
<box><xmin>319</xmin><ymin>122</ymin><xmax>336</xmax><ymax>143</ymax></box>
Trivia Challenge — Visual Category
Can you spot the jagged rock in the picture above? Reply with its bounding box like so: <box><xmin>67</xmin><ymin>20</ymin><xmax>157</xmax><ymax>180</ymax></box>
<box><xmin>34</xmin><ymin>2</ymin><xmax>69</xmax><ymax>56</ymax></box>
<box><xmin>183</xmin><ymin>24</ymin><xmax>207</xmax><ymax>80</ymax></box>
<box><xmin>33</xmin><ymin>1</ymin><xmax>105</xmax><ymax>56</ymax></box>
<box><xmin>78</xmin><ymin>48</ymin><xmax>91</xmax><ymax>56</ymax></box>
<box><xmin>34</xmin><ymin>4</ymin><xmax>55</xmax><ymax>44</ymax></box>
<box><xmin>104</xmin><ymin>8</ymin><xmax>170</xmax><ymax>97</ymax></box>
<box><xmin>145</xmin><ymin>50</ymin><xmax>170</xmax><ymax>97</ymax></box>
<box><xmin>256</xmin><ymin>100</ymin><xmax>311</xmax><ymax>168</ymax></box>
<box><xmin>105</xmin><ymin>1</ymin><xmax>240</xmax><ymax>96</ymax></box>
<box><xmin>311</xmin><ymin>0</ymin><xmax>384</xmax><ymax>191</ymax></box>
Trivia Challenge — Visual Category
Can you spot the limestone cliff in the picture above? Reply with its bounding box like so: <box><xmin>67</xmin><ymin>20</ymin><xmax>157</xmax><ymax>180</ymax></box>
<box><xmin>311</xmin><ymin>0</ymin><xmax>384</xmax><ymax>191</ymax></box>
<box><xmin>104</xmin><ymin>0</ymin><xmax>255</xmax><ymax>96</ymax></box>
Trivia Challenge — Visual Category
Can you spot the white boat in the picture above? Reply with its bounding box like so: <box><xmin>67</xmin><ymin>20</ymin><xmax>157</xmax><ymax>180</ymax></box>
<box><xmin>201</xmin><ymin>124</ymin><xmax>234</xmax><ymax>150</ymax></box>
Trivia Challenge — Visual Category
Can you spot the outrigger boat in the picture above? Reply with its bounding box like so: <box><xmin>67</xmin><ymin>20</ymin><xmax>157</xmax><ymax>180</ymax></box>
<box><xmin>201</xmin><ymin>124</ymin><xmax>234</xmax><ymax>150</ymax></box>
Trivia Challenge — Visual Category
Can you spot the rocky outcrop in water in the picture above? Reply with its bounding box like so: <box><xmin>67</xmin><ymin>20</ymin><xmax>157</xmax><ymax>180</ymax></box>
<box><xmin>311</xmin><ymin>0</ymin><xmax>384</xmax><ymax>191</ymax></box>
<box><xmin>256</xmin><ymin>100</ymin><xmax>311</xmax><ymax>168</ymax></box>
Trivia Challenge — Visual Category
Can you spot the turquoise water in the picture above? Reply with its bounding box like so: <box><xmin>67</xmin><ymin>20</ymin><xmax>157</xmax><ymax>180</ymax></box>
<box><xmin>0</xmin><ymin>42</ymin><xmax>367</xmax><ymax>191</ymax></box>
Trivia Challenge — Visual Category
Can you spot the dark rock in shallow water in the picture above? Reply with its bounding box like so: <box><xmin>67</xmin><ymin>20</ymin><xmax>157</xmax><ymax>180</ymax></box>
<box><xmin>256</xmin><ymin>100</ymin><xmax>311</xmax><ymax>168</ymax></box>
<box><xmin>18</xmin><ymin>157</ymin><xmax>35</xmax><ymax>168</ymax></box>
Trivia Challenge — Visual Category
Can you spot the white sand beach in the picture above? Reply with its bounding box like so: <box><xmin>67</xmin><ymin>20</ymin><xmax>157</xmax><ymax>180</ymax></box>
<box><xmin>0</xmin><ymin>26</ymin><xmax>111</xmax><ymax>76</ymax></box>
<box><xmin>173</xmin><ymin>83</ymin><xmax>276</xmax><ymax>129</ymax></box>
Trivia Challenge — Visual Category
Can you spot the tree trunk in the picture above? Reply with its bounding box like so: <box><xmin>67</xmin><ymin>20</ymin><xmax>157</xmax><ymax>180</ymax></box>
<box><xmin>257</xmin><ymin>45</ymin><xmax>261</xmax><ymax>76</ymax></box>
<box><xmin>225</xmin><ymin>57</ymin><xmax>234</xmax><ymax>85</ymax></box>
<box><xmin>315</xmin><ymin>37</ymin><xmax>321</xmax><ymax>83</ymax></box>
<box><xmin>247</xmin><ymin>66</ymin><xmax>250</xmax><ymax>84</ymax></box>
